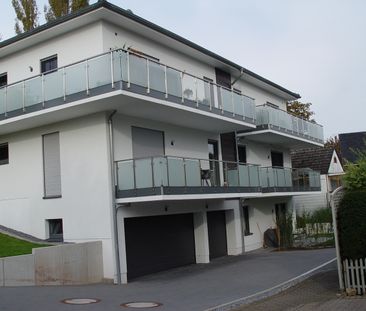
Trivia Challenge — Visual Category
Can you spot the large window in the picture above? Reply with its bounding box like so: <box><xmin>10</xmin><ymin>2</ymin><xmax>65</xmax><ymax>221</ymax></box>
<box><xmin>43</xmin><ymin>132</ymin><xmax>61</xmax><ymax>198</ymax></box>
<box><xmin>0</xmin><ymin>143</ymin><xmax>9</xmax><ymax>165</ymax></box>
<box><xmin>40</xmin><ymin>55</ymin><xmax>58</xmax><ymax>74</ymax></box>
<box><xmin>0</xmin><ymin>73</ymin><xmax>7</xmax><ymax>87</ymax></box>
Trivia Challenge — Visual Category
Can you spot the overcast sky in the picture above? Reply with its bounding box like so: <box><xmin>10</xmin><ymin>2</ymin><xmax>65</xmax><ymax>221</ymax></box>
<box><xmin>1</xmin><ymin>0</ymin><xmax>365</xmax><ymax>139</ymax></box>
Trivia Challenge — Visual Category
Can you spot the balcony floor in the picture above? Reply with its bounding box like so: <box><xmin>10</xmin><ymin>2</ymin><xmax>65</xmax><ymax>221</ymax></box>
<box><xmin>238</xmin><ymin>125</ymin><xmax>324</xmax><ymax>149</ymax></box>
<box><xmin>116</xmin><ymin>185</ymin><xmax>321</xmax><ymax>203</ymax></box>
<box><xmin>0</xmin><ymin>81</ymin><xmax>256</xmax><ymax>135</ymax></box>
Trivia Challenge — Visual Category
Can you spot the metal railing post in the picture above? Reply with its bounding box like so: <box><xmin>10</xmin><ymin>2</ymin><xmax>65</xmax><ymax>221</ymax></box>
<box><xmin>110</xmin><ymin>51</ymin><xmax>115</xmax><ymax>89</ymax></box>
<box><xmin>132</xmin><ymin>159</ymin><xmax>137</xmax><ymax>189</ymax></box>
<box><xmin>242</xmin><ymin>96</ymin><xmax>245</xmax><ymax>120</ymax></box>
<box><xmin>231</xmin><ymin>88</ymin><xmax>235</xmax><ymax>117</ymax></box>
<box><xmin>166</xmin><ymin>156</ymin><xmax>170</xmax><ymax>186</ymax></box>
<box><xmin>151</xmin><ymin>157</ymin><xmax>154</xmax><ymax>187</ymax></box>
<box><xmin>127</xmin><ymin>51</ymin><xmax>131</xmax><ymax>88</ymax></box>
<box><xmin>62</xmin><ymin>67</ymin><xmax>66</xmax><ymax>101</ymax></box>
<box><xmin>237</xmin><ymin>162</ymin><xmax>240</xmax><ymax>186</ymax></box>
<box><xmin>146</xmin><ymin>59</ymin><xmax>150</xmax><ymax>94</ymax></box>
<box><xmin>22</xmin><ymin>81</ymin><xmax>25</xmax><ymax>112</ymax></box>
<box><xmin>4</xmin><ymin>87</ymin><xmax>8</xmax><ymax>117</ymax></box>
<box><xmin>183</xmin><ymin>158</ymin><xmax>187</xmax><ymax>187</ymax></box>
<box><xmin>164</xmin><ymin>66</ymin><xmax>168</xmax><ymax>99</ymax></box>
<box><xmin>195</xmin><ymin>78</ymin><xmax>198</xmax><ymax>107</ymax></box>
<box><xmin>220</xmin><ymin>86</ymin><xmax>224</xmax><ymax>114</ymax></box>
<box><xmin>41</xmin><ymin>74</ymin><xmax>45</xmax><ymax>108</ymax></box>
<box><xmin>181</xmin><ymin>72</ymin><xmax>184</xmax><ymax>103</ymax></box>
<box><xmin>85</xmin><ymin>60</ymin><xmax>90</xmax><ymax>95</ymax></box>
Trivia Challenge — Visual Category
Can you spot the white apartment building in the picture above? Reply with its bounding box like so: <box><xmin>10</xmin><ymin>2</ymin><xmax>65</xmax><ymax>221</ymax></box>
<box><xmin>0</xmin><ymin>1</ymin><xmax>324</xmax><ymax>283</ymax></box>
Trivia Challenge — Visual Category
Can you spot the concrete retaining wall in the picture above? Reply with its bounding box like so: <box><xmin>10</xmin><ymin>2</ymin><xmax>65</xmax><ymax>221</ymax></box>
<box><xmin>0</xmin><ymin>241</ymin><xmax>103</xmax><ymax>286</ymax></box>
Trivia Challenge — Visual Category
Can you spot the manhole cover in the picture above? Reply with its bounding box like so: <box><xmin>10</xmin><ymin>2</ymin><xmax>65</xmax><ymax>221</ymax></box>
<box><xmin>121</xmin><ymin>301</ymin><xmax>162</xmax><ymax>308</ymax></box>
<box><xmin>62</xmin><ymin>298</ymin><xmax>100</xmax><ymax>305</ymax></box>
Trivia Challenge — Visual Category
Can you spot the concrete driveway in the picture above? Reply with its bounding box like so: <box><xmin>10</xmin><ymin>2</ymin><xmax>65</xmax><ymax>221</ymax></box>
<box><xmin>0</xmin><ymin>248</ymin><xmax>335</xmax><ymax>311</ymax></box>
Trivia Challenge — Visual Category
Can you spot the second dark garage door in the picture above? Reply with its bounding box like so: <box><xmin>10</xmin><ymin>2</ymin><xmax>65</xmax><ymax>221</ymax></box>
<box><xmin>124</xmin><ymin>213</ymin><xmax>196</xmax><ymax>280</ymax></box>
<box><xmin>207</xmin><ymin>210</ymin><xmax>228</xmax><ymax>259</ymax></box>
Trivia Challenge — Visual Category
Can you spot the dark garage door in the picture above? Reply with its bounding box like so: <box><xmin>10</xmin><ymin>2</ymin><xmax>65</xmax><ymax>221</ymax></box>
<box><xmin>207</xmin><ymin>211</ymin><xmax>228</xmax><ymax>259</ymax></box>
<box><xmin>124</xmin><ymin>213</ymin><xmax>196</xmax><ymax>280</ymax></box>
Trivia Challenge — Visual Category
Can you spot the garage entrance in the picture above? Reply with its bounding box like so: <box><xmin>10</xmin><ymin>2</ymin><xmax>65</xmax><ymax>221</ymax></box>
<box><xmin>124</xmin><ymin>213</ymin><xmax>196</xmax><ymax>280</ymax></box>
<box><xmin>207</xmin><ymin>211</ymin><xmax>228</xmax><ymax>259</ymax></box>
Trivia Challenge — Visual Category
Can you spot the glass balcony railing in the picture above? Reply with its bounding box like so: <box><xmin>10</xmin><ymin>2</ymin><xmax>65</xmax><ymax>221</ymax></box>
<box><xmin>115</xmin><ymin>156</ymin><xmax>321</xmax><ymax>198</ymax></box>
<box><xmin>255</xmin><ymin>105</ymin><xmax>324</xmax><ymax>144</ymax></box>
<box><xmin>260</xmin><ymin>166</ymin><xmax>321</xmax><ymax>191</ymax></box>
<box><xmin>116</xmin><ymin>156</ymin><xmax>261</xmax><ymax>195</ymax></box>
<box><xmin>0</xmin><ymin>49</ymin><xmax>256</xmax><ymax>124</ymax></box>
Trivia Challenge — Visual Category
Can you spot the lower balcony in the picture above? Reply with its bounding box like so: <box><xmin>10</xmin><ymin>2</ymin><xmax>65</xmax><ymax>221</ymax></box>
<box><xmin>115</xmin><ymin>156</ymin><xmax>321</xmax><ymax>200</ymax></box>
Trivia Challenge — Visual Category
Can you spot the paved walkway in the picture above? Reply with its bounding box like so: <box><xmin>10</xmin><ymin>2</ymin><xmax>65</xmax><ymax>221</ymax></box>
<box><xmin>236</xmin><ymin>264</ymin><xmax>366</xmax><ymax>311</ymax></box>
<box><xmin>0</xmin><ymin>248</ymin><xmax>335</xmax><ymax>311</ymax></box>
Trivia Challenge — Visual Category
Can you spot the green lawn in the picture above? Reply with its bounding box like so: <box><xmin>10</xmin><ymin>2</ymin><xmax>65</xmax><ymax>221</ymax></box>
<box><xmin>0</xmin><ymin>233</ymin><xmax>50</xmax><ymax>257</ymax></box>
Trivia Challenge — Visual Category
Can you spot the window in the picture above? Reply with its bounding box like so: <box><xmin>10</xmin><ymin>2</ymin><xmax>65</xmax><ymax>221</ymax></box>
<box><xmin>271</xmin><ymin>151</ymin><xmax>284</xmax><ymax>167</ymax></box>
<box><xmin>242</xmin><ymin>206</ymin><xmax>252</xmax><ymax>236</ymax></box>
<box><xmin>40</xmin><ymin>55</ymin><xmax>58</xmax><ymax>74</ymax></box>
<box><xmin>334</xmin><ymin>157</ymin><xmax>338</xmax><ymax>163</ymax></box>
<box><xmin>0</xmin><ymin>73</ymin><xmax>7</xmax><ymax>87</ymax></box>
<box><xmin>238</xmin><ymin>144</ymin><xmax>247</xmax><ymax>163</ymax></box>
<box><xmin>0</xmin><ymin>143</ymin><xmax>9</xmax><ymax>165</ymax></box>
<box><xmin>47</xmin><ymin>219</ymin><xmax>63</xmax><ymax>242</ymax></box>
<box><xmin>43</xmin><ymin>132</ymin><xmax>61</xmax><ymax>198</ymax></box>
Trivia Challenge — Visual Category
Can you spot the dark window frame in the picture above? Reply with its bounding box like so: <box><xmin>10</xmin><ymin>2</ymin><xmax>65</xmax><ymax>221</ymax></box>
<box><xmin>47</xmin><ymin>218</ymin><xmax>63</xmax><ymax>242</ymax></box>
<box><xmin>0</xmin><ymin>143</ymin><xmax>9</xmax><ymax>165</ymax></box>
<box><xmin>0</xmin><ymin>72</ymin><xmax>7</xmax><ymax>87</ymax></box>
<box><xmin>242</xmin><ymin>205</ymin><xmax>252</xmax><ymax>236</ymax></box>
<box><xmin>238</xmin><ymin>144</ymin><xmax>247</xmax><ymax>164</ymax></box>
<box><xmin>271</xmin><ymin>150</ymin><xmax>284</xmax><ymax>167</ymax></box>
<box><xmin>40</xmin><ymin>55</ymin><xmax>58</xmax><ymax>74</ymax></box>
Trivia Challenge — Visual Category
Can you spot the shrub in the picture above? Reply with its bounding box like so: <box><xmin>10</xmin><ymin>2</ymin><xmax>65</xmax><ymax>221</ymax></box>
<box><xmin>343</xmin><ymin>148</ymin><xmax>366</xmax><ymax>191</ymax></box>
<box><xmin>338</xmin><ymin>191</ymin><xmax>366</xmax><ymax>259</ymax></box>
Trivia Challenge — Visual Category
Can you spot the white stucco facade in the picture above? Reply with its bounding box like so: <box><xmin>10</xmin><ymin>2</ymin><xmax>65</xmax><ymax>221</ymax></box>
<box><xmin>0</xmin><ymin>2</ymin><xmax>324</xmax><ymax>283</ymax></box>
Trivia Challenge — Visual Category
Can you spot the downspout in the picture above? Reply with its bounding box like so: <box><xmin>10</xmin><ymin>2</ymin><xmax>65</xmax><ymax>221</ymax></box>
<box><xmin>107</xmin><ymin>110</ymin><xmax>121</xmax><ymax>284</ymax></box>
<box><xmin>231</xmin><ymin>68</ymin><xmax>245</xmax><ymax>87</ymax></box>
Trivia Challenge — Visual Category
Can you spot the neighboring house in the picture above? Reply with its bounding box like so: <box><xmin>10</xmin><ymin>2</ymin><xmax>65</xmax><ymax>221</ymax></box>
<box><xmin>291</xmin><ymin>147</ymin><xmax>344</xmax><ymax>214</ymax></box>
<box><xmin>339</xmin><ymin>131</ymin><xmax>366</xmax><ymax>164</ymax></box>
<box><xmin>0</xmin><ymin>1</ymin><xmax>324</xmax><ymax>283</ymax></box>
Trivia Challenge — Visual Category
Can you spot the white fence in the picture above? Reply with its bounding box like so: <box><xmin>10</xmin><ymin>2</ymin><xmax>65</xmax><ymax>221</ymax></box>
<box><xmin>343</xmin><ymin>258</ymin><xmax>366</xmax><ymax>295</ymax></box>
<box><xmin>0</xmin><ymin>241</ymin><xmax>103</xmax><ymax>286</ymax></box>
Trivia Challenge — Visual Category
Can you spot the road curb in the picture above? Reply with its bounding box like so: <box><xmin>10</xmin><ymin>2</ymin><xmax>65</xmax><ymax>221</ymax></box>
<box><xmin>203</xmin><ymin>257</ymin><xmax>337</xmax><ymax>311</ymax></box>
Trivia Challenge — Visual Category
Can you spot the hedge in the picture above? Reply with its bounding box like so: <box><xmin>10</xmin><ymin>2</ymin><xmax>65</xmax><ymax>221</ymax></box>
<box><xmin>338</xmin><ymin>191</ymin><xmax>366</xmax><ymax>259</ymax></box>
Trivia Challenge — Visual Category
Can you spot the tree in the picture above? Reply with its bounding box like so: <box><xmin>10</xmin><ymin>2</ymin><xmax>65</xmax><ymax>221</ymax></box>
<box><xmin>343</xmin><ymin>149</ymin><xmax>366</xmax><ymax>191</ymax></box>
<box><xmin>12</xmin><ymin>0</ymin><xmax>39</xmax><ymax>34</ymax></box>
<box><xmin>44</xmin><ymin>0</ymin><xmax>89</xmax><ymax>22</ymax></box>
<box><xmin>325</xmin><ymin>135</ymin><xmax>341</xmax><ymax>158</ymax></box>
<box><xmin>286</xmin><ymin>101</ymin><xmax>315</xmax><ymax>122</ymax></box>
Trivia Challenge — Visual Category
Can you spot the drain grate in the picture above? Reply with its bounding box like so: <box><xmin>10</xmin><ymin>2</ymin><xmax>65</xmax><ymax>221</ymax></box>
<box><xmin>61</xmin><ymin>298</ymin><xmax>100</xmax><ymax>305</ymax></box>
<box><xmin>121</xmin><ymin>301</ymin><xmax>162</xmax><ymax>308</ymax></box>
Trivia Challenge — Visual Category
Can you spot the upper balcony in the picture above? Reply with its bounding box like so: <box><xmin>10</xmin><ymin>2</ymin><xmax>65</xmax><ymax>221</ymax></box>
<box><xmin>115</xmin><ymin>155</ymin><xmax>321</xmax><ymax>203</ymax></box>
<box><xmin>238</xmin><ymin>104</ymin><xmax>324</xmax><ymax>148</ymax></box>
<box><xmin>0</xmin><ymin>49</ymin><xmax>257</xmax><ymax>135</ymax></box>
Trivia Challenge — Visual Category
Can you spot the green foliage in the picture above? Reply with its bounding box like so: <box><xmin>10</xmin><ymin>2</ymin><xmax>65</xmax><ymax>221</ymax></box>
<box><xmin>44</xmin><ymin>0</ymin><xmax>89</xmax><ymax>22</ymax></box>
<box><xmin>344</xmin><ymin>150</ymin><xmax>366</xmax><ymax>191</ymax></box>
<box><xmin>338</xmin><ymin>191</ymin><xmax>366</xmax><ymax>260</ymax></box>
<box><xmin>0</xmin><ymin>233</ymin><xmax>49</xmax><ymax>257</ymax></box>
<box><xmin>286</xmin><ymin>101</ymin><xmax>315</xmax><ymax>122</ymax></box>
<box><xmin>296</xmin><ymin>207</ymin><xmax>332</xmax><ymax>227</ymax></box>
<box><xmin>277</xmin><ymin>212</ymin><xmax>293</xmax><ymax>248</ymax></box>
<box><xmin>12</xmin><ymin>0</ymin><xmax>39</xmax><ymax>34</ymax></box>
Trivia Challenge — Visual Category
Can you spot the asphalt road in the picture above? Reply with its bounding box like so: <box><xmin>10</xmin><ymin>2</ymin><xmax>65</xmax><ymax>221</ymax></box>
<box><xmin>0</xmin><ymin>248</ymin><xmax>336</xmax><ymax>311</ymax></box>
